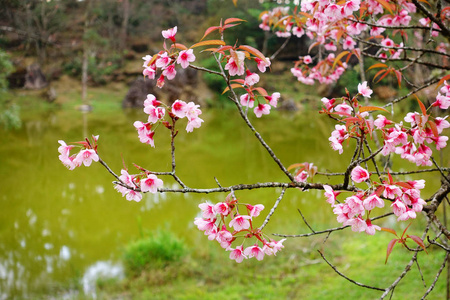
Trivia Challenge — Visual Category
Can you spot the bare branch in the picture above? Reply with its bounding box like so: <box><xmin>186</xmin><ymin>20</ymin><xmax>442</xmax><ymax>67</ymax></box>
<box><xmin>318</xmin><ymin>250</ymin><xmax>385</xmax><ymax>291</ymax></box>
<box><xmin>259</xmin><ymin>187</ymin><xmax>287</xmax><ymax>230</ymax></box>
<box><xmin>420</xmin><ymin>253</ymin><xmax>449</xmax><ymax>300</ymax></box>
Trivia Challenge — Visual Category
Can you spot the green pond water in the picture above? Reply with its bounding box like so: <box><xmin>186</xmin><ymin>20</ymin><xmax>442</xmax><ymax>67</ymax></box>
<box><xmin>0</xmin><ymin>107</ymin><xmax>447</xmax><ymax>298</ymax></box>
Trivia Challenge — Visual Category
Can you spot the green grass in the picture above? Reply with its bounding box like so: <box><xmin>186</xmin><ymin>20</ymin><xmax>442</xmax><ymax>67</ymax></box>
<box><xmin>94</xmin><ymin>228</ymin><xmax>446</xmax><ymax>300</ymax></box>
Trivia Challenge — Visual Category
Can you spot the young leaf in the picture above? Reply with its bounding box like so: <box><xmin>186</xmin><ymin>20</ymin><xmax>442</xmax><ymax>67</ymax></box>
<box><xmin>332</xmin><ymin>51</ymin><xmax>349</xmax><ymax>70</ymax></box>
<box><xmin>428</xmin><ymin>120</ymin><xmax>439</xmax><ymax>137</ymax></box>
<box><xmin>401</xmin><ymin>223</ymin><xmax>412</xmax><ymax>239</ymax></box>
<box><xmin>222</xmin><ymin>83</ymin><xmax>244</xmax><ymax>94</ymax></box>
<box><xmin>359</xmin><ymin>106</ymin><xmax>389</xmax><ymax>113</ymax></box>
<box><xmin>407</xmin><ymin>235</ymin><xmax>428</xmax><ymax>253</ymax></box>
<box><xmin>200</xmin><ymin>26</ymin><xmax>220</xmax><ymax>41</ymax></box>
<box><xmin>224</xmin><ymin>18</ymin><xmax>246</xmax><ymax>25</ymax></box>
<box><xmin>395</xmin><ymin>182</ymin><xmax>414</xmax><ymax>189</ymax></box>
<box><xmin>386</xmin><ymin>238</ymin><xmax>399</xmax><ymax>264</ymax></box>
<box><xmin>374</xmin><ymin>0</ymin><xmax>394</xmax><ymax>15</ymax></box>
<box><xmin>172</xmin><ymin>43</ymin><xmax>188</xmax><ymax>50</ymax></box>
<box><xmin>381</xmin><ymin>227</ymin><xmax>398</xmax><ymax>236</ymax></box>
<box><xmin>436</xmin><ymin>74</ymin><xmax>450</xmax><ymax>89</ymax></box>
<box><xmin>387</xmin><ymin>171</ymin><xmax>394</xmax><ymax>184</ymax></box>
<box><xmin>367</xmin><ymin>63</ymin><xmax>388</xmax><ymax>71</ymax></box>
<box><xmin>288</xmin><ymin>163</ymin><xmax>305</xmax><ymax>171</ymax></box>
<box><xmin>191</xmin><ymin>40</ymin><xmax>226</xmax><ymax>48</ymax></box>
<box><xmin>238</xmin><ymin>45</ymin><xmax>268</xmax><ymax>63</ymax></box>
<box><xmin>254</xmin><ymin>87</ymin><xmax>268</xmax><ymax>96</ymax></box>
<box><xmin>413</xmin><ymin>94</ymin><xmax>427</xmax><ymax>116</ymax></box>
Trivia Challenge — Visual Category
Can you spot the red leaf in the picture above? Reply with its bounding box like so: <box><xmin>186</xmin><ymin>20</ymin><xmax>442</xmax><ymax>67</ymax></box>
<box><xmin>359</xmin><ymin>106</ymin><xmax>389</xmax><ymax>113</ymax></box>
<box><xmin>237</xmin><ymin>45</ymin><xmax>268</xmax><ymax>64</ymax></box>
<box><xmin>387</xmin><ymin>171</ymin><xmax>394</xmax><ymax>184</ymax></box>
<box><xmin>394</xmin><ymin>182</ymin><xmax>414</xmax><ymax>189</ymax></box>
<box><xmin>428</xmin><ymin>121</ymin><xmax>439</xmax><ymax>137</ymax></box>
<box><xmin>332</xmin><ymin>51</ymin><xmax>349</xmax><ymax>70</ymax></box>
<box><xmin>401</xmin><ymin>223</ymin><xmax>412</xmax><ymax>239</ymax></box>
<box><xmin>224</xmin><ymin>18</ymin><xmax>246</xmax><ymax>25</ymax></box>
<box><xmin>222</xmin><ymin>83</ymin><xmax>244</xmax><ymax>94</ymax></box>
<box><xmin>381</xmin><ymin>227</ymin><xmax>398</xmax><ymax>236</ymax></box>
<box><xmin>436</xmin><ymin>74</ymin><xmax>450</xmax><ymax>90</ymax></box>
<box><xmin>254</xmin><ymin>87</ymin><xmax>268</xmax><ymax>96</ymax></box>
<box><xmin>413</xmin><ymin>94</ymin><xmax>427</xmax><ymax>116</ymax></box>
<box><xmin>407</xmin><ymin>235</ymin><xmax>428</xmax><ymax>253</ymax></box>
<box><xmin>200</xmin><ymin>26</ymin><xmax>220</xmax><ymax>41</ymax></box>
<box><xmin>386</xmin><ymin>238</ymin><xmax>399</xmax><ymax>264</ymax></box>
<box><xmin>288</xmin><ymin>163</ymin><xmax>305</xmax><ymax>171</ymax></box>
<box><xmin>375</xmin><ymin>185</ymin><xmax>385</xmax><ymax>197</ymax></box>
<box><xmin>367</xmin><ymin>63</ymin><xmax>388</xmax><ymax>71</ymax></box>
<box><xmin>172</xmin><ymin>43</ymin><xmax>188</xmax><ymax>50</ymax></box>
<box><xmin>191</xmin><ymin>40</ymin><xmax>226</xmax><ymax>48</ymax></box>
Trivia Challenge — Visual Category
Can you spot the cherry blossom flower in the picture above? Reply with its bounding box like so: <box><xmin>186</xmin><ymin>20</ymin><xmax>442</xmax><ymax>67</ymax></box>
<box><xmin>357</xmin><ymin>81</ymin><xmax>373</xmax><ymax>98</ymax></box>
<box><xmin>144</xmin><ymin>106</ymin><xmax>165</xmax><ymax>124</ymax></box>
<box><xmin>244</xmin><ymin>70</ymin><xmax>260</xmax><ymax>86</ymax></box>
<box><xmin>214</xmin><ymin>202</ymin><xmax>230</xmax><ymax>216</ymax></box>
<box><xmin>303</xmin><ymin>55</ymin><xmax>312</xmax><ymax>64</ymax></box>
<box><xmin>246</xmin><ymin>204</ymin><xmax>264</xmax><ymax>217</ymax></box>
<box><xmin>335</xmin><ymin>103</ymin><xmax>353</xmax><ymax>115</ymax></box>
<box><xmin>155</xmin><ymin>52</ymin><xmax>170</xmax><ymax>69</ymax></box>
<box><xmin>240</xmin><ymin>93</ymin><xmax>254</xmax><ymax>108</ymax></box>
<box><xmin>229</xmin><ymin>245</ymin><xmax>247</xmax><ymax>263</ymax></box>
<box><xmin>176</xmin><ymin>49</ymin><xmax>195</xmax><ymax>69</ymax></box>
<box><xmin>144</xmin><ymin>94</ymin><xmax>161</xmax><ymax>107</ymax></box>
<box><xmin>140</xmin><ymin>174</ymin><xmax>163</xmax><ymax>193</ymax></box>
<box><xmin>346</xmin><ymin>216</ymin><xmax>367</xmax><ymax>232</ymax></box>
<box><xmin>351</xmin><ymin>166</ymin><xmax>370</xmax><ymax>183</ymax></box>
<box><xmin>229</xmin><ymin>214</ymin><xmax>252</xmax><ymax>231</ymax></box>
<box><xmin>161</xmin><ymin>26</ymin><xmax>177</xmax><ymax>42</ymax></box>
<box><xmin>244</xmin><ymin>244</ymin><xmax>265</xmax><ymax>261</ymax></box>
<box><xmin>254</xmin><ymin>104</ymin><xmax>271</xmax><ymax>118</ymax></box>
<box><xmin>324</xmin><ymin>185</ymin><xmax>339</xmax><ymax>205</ymax></box>
<box><xmin>365</xmin><ymin>219</ymin><xmax>381</xmax><ymax>235</ymax></box>
<box><xmin>198</xmin><ymin>202</ymin><xmax>216</xmax><ymax>220</ymax></box>
<box><xmin>162</xmin><ymin>64</ymin><xmax>177</xmax><ymax>80</ymax></box>
<box><xmin>432</xmin><ymin>93</ymin><xmax>450</xmax><ymax>109</ymax></box>
<box><xmin>255</xmin><ymin>57</ymin><xmax>271</xmax><ymax>73</ymax></box>
<box><xmin>73</xmin><ymin>149</ymin><xmax>99</xmax><ymax>167</ymax></box>
<box><xmin>186</xmin><ymin>117</ymin><xmax>204</xmax><ymax>132</ymax></box>
<box><xmin>266</xmin><ymin>92</ymin><xmax>281</xmax><ymax>107</ymax></box>
<box><xmin>363</xmin><ymin>193</ymin><xmax>384</xmax><ymax>211</ymax></box>
<box><xmin>225</xmin><ymin>51</ymin><xmax>245</xmax><ymax>76</ymax></box>
<box><xmin>133</xmin><ymin>121</ymin><xmax>155</xmax><ymax>147</ymax></box>
<box><xmin>171</xmin><ymin>100</ymin><xmax>187</xmax><ymax>118</ymax></box>
<box><xmin>295</xmin><ymin>170</ymin><xmax>308</xmax><ymax>183</ymax></box>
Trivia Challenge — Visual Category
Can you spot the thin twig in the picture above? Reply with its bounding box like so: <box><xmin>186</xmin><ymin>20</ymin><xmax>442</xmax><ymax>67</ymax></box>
<box><xmin>420</xmin><ymin>253</ymin><xmax>449</xmax><ymax>300</ymax></box>
<box><xmin>259</xmin><ymin>187</ymin><xmax>287</xmax><ymax>230</ymax></box>
<box><xmin>317</xmin><ymin>250</ymin><xmax>385</xmax><ymax>291</ymax></box>
<box><xmin>298</xmin><ymin>208</ymin><xmax>316</xmax><ymax>233</ymax></box>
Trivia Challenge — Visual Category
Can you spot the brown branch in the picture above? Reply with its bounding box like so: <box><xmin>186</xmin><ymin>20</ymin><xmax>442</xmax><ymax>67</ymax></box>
<box><xmin>420</xmin><ymin>253</ymin><xmax>449</xmax><ymax>300</ymax></box>
<box><xmin>259</xmin><ymin>187</ymin><xmax>287</xmax><ymax>230</ymax></box>
<box><xmin>318</xmin><ymin>250</ymin><xmax>385</xmax><ymax>291</ymax></box>
<box><xmin>411</xmin><ymin>0</ymin><xmax>450</xmax><ymax>39</ymax></box>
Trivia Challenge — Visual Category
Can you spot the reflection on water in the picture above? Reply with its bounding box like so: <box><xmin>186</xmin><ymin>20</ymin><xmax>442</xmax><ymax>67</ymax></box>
<box><xmin>0</xmin><ymin>108</ymin><xmax>446</xmax><ymax>298</ymax></box>
<box><xmin>82</xmin><ymin>261</ymin><xmax>124</xmax><ymax>298</ymax></box>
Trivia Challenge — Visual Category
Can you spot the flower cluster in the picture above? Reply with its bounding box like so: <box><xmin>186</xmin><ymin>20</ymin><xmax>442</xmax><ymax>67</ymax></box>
<box><xmin>259</xmin><ymin>1</ymin><xmax>445</xmax><ymax>85</ymax></box>
<box><xmin>194</xmin><ymin>194</ymin><xmax>285</xmax><ymax>262</ymax></box>
<box><xmin>58</xmin><ymin>135</ymin><xmax>99</xmax><ymax>170</ymax></box>
<box><xmin>323</xmin><ymin>82</ymin><xmax>449</xmax><ymax>167</ymax></box>
<box><xmin>114</xmin><ymin>169</ymin><xmax>163</xmax><ymax>202</ymax></box>
<box><xmin>325</xmin><ymin>166</ymin><xmax>426</xmax><ymax>234</ymax></box>
<box><xmin>133</xmin><ymin>94</ymin><xmax>203</xmax><ymax>147</ymax></box>
<box><xmin>433</xmin><ymin>81</ymin><xmax>450</xmax><ymax>110</ymax></box>
<box><xmin>142</xmin><ymin>26</ymin><xmax>196</xmax><ymax>88</ymax></box>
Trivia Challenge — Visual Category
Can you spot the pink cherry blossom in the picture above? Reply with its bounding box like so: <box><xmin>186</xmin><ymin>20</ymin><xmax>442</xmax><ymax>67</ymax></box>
<box><xmin>140</xmin><ymin>174</ymin><xmax>163</xmax><ymax>193</ymax></box>
<box><xmin>351</xmin><ymin>166</ymin><xmax>370</xmax><ymax>183</ymax></box>
<box><xmin>363</xmin><ymin>193</ymin><xmax>384</xmax><ymax>211</ymax></box>
<box><xmin>214</xmin><ymin>202</ymin><xmax>230</xmax><ymax>216</ymax></box>
<box><xmin>432</xmin><ymin>93</ymin><xmax>450</xmax><ymax>109</ymax></box>
<box><xmin>186</xmin><ymin>117</ymin><xmax>204</xmax><ymax>132</ymax></box>
<box><xmin>171</xmin><ymin>100</ymin><xmax>187</xmax><ymax>118</ymax></box>
<box><xmin>162</xmin><ymin>64</ymin><xmax>177</xmax><ymax>80</ymax></box>
<box><xmin>144</xmin><ymin>94</ymin><xmax>161</xmax><ymax>108</ymax></box>
<box><xmin>229</xmin><ymin>245</ymin><xmax>247</xmax><ymax>263</ymax></box>
<box><xmin>374</xmin><ymin>114</ymin><xmax>391</xmax><ymax>129</ymax></box>
<box><xmin>73</xmin><ymin>149</ymin><xmax>99</xmax><ymax>167</ymax></box>
<box><xmin>155</xmin><ymin>52</ymin><xmax>170</xmax><ymax>69</ymax></box>
<box><xmin>434</xmin><ymin>117</ymin><xmax>450</xmax><ymax>134</ymax></box>
<box><xmin>161</xmin><ymin>26</ymin><xmax>177</xmax><ymax>42</ymax></box>
<box><xmin>240</xmin><ymin>93</ymin><xmax>255</xmax><ymax>108</ymax></box>
<box><xmin>255</xmin><ymin>57</ymin><xmax>271</xmax><ymax>73</ymax></box>
<box><xmin>345</xmin><ymin>216</ymin><xmax>367</xmax><ymax>232</ymax></box>
<box><xmin>144</xmin><ymin>106</ymin><xmax>165</xmax><ymax>124</ymax></box>
<box><xmin>244</xmin><ymin>244</ymin><xmax>265</xmax><ymax>261</ymax></box>
<box><xmin>295</xmin><ymin>170</ymin><xmax>308</xmax><ymax>183</ymax></box>
<box><xmin>176</xmin><ymin>49</ymin><xmax>195</xmax><ymax>69</ymax></box>
<box><xmin>229</xmin><ymin>214</ymin><xmax>252</xmax><ymax>231</ymax></box>
<box><xmin>143</xmin><ymin>66</ymin><xmax>156</xmax><ymax>79</ymax></box>
<box><xmin>224</xmin><ymin>51</ymin><xmax>245</xmax><ymax>76</ymax></box>
<box><xmin>335</xmin><ymin>103</ymin><xmax>353</xmax><ymax>115</ymax></box>
<box><xmin>246</xmin><ymin>204</ymin><xmax>264</xmax><ymax>217</ymax></box>
<box><xmin>365</xmin><ymin>219</ymin><xmax>381</xmax><ymax>235</ymax></box>
<box><xmin>198</xmin><ymin>202</ymin><xmax>216</xmax><ymax>220</ymax></box>
<box><xmin>357</xmin><ymin>81</ymin><xmax>373</xmax><ymax>98</ymax></box>
<box><xmin>244</xmin><ymin>70</ymin><xmax>260</xmax><ymax>86</ymax></box>
<box><xmin>324</xmin><ymin>185</ymin><xmax>338</xmax><ymax>205</ymax></box>
<box><xmin>303</xmin><ymin>55</ymin><xmax>312</xmax><ymax>64</ymax></box>
<box><xmin>266</xmin><ymin>92</ymin><xmax>281</xmax><ymax>107</ymax></box>
<box><xmin>254</xmin><ymin>104</ymin><xmax>271</xmax><ymax>118</ymax></box>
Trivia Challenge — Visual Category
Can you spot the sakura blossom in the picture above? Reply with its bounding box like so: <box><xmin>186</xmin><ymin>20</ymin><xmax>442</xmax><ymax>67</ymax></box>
<box><xmin>254</xmin><ymin>104</ymin><xmax>271</xmax><ymax>118</ymax></box>
<box><xmin>247</xmin><ymin>204</ymin><xmax>264</xmax><ymax>217</ymax></box>
<box><xmin>229</xmin><ymin>214</ymin><xmax>252</xmax><ymax>231</ymax></box>
<box><xmin>229</xmin><ymin>245</ymin><xmax>247</xmax><ymax>263</ymax></box>
<box><xmin>357</xmin><ymin>81</ymin><xmax>373</xmax><ymax>98</ymax></box>
<box><xmin>171</xmin><ymin>100</ymin><xmax>188</xmax><ymax>118</ymax></box>
<box><xmin>176</xmin><ymin>49</ymin><xmax>196</xmax><ymax>69</ymax></box>
<box><xmin>73</xmin><ymin>149</ymin><xmax>99</xmax><ymax>167</ymax></box>
<box><xmin>140</xmin><ymin>174</ymin><xmax>163</xmax><ymax>193</ymax></box>
<box><xmin>266</xmin><ymin>92</ymin><xmax>281</xmax><ymax>107</ymax></box>
<box><xmin>161</xmin><ymin>26</ymin><xmax>177</xmax><ymax>42</ymax></box>
<box><xmin>244</xmin><ymin>244</ymin><xmax>265</xmax><ymax>261</ymax></box>
<box><xmin>351</xmin><ymin>166</ymin><xmax>370</xmax><ymax>183</ymax></box>
<box><xmin>244</xmin><ymin>70</ymin><xmax>260</xmax><ymax>86</ymax></box>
